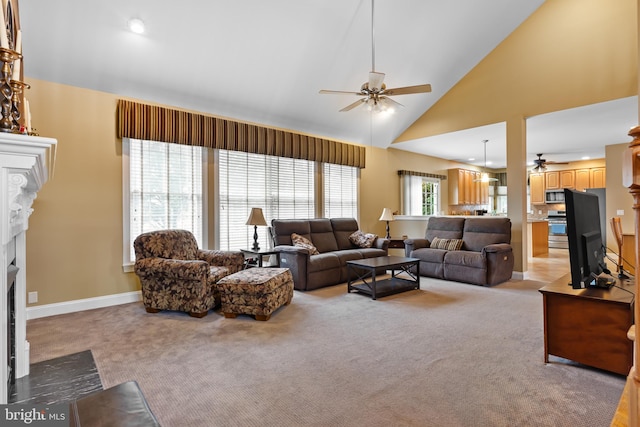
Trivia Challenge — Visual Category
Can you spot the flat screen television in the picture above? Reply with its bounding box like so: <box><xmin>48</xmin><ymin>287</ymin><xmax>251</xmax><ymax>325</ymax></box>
<box><xmin>564</xmin><ymin>188</ymin><xmax>611</xmax><ymax>289</ymax></box>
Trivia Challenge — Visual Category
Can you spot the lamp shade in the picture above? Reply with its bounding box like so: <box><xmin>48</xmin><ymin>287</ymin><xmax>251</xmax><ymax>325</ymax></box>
<box><xmin>379</xmin><ymin>208</ymin><xmax>394</xmax><ymax>222</ymax></box>
<box><xmin>246</xmin><ymin>207</ymin><xmax>267</xmax><ymax>226</ymax></box>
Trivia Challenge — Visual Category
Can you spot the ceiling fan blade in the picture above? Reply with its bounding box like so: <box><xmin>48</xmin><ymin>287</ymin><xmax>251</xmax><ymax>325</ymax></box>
<box><xmin>547</xmin><ymin>161</ymin><xmax>570</xmax><ymax>165</ymax></box>
<box><xmin>383</xmin><ymin>84</ymin><xmax>432</xmax><ymax>96</ymax></box>
<box><xmin>319</xmin><ymin>89</ymin><xmax>363</xmax><ymax>95</ymax></box>
<box><xmin>368</xmin><ymin>72</ymin><xmax>385</xmax><ymax>92</ymax></box>
<box><xmin>339</xmin><ymin>98</ymin><xmax>366</xmax><ymax>112</ymax></box>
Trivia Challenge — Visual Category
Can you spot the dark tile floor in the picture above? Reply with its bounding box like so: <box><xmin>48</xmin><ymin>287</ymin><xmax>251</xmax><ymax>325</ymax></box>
<box><xmin>9</xmin><ymin>350</ymin><xmax>103</xmax><ymax>404</ymax></box>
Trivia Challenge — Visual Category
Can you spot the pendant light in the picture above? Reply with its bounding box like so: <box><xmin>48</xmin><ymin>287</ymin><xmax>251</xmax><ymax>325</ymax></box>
<box><xmin>474</xmin><ymin>139</ymin><xmax>499</xmax><ymax>182</ymax></box>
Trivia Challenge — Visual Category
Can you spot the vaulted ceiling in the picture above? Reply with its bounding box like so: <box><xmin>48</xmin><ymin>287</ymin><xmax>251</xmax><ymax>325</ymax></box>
<box><xmin>19</xmin><ymin>0</ymin><xmax>638</xmax><ymax>169</ymax></box>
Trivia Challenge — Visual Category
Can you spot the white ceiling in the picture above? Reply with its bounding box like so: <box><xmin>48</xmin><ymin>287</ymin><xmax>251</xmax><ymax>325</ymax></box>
<box><xmin>19</xmin><ymin>0</ymin><xmax>636</xmax><ymax>168</ymax></box>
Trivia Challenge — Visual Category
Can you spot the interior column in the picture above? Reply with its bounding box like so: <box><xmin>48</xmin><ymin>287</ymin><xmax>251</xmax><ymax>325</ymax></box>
<box><xmin>506</xmin><ymin>116</ymin><xmax>527</xmax><ymax>275</ymax></box>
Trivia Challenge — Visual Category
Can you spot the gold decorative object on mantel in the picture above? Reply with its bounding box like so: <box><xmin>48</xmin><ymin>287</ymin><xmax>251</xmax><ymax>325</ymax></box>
<box><xmin>10</xmin><ymin>78</ymin><xmax>27</xmax><ymax>130</ymax></box>
<box><xmin>0</xmin><ymin>46</ymin><xmax>18</xmax><ymax>132</ymax></box>
<box><xmin>0</xmin><ymin>0</ymin><xmax>31</xmax><ymax>135</ymax></box>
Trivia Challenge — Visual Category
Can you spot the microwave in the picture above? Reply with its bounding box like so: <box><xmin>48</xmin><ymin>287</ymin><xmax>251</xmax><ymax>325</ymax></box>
<box><xmin>545</xmin><ymin>189</ymin><xmax>565</xmax><ymax>203</ymax></box>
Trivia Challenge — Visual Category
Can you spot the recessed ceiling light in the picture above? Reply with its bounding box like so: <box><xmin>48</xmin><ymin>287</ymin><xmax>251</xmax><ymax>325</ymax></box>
<box><xmin>581</xmin><ymin>156</ymin><xmax>590</xmax><ymax>160</ymax></box>
<box><xmin>468</xmin><ymin>157</ymin><xmax>475</xmax><ymax>161</ymax></box>
<box><xmin>128</xmin><ymin>18</ymin><xmax>145</xmax><ymax>34</ymax></box>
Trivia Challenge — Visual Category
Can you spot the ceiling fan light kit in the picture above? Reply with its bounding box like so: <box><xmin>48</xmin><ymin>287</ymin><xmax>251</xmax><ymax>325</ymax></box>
<box><xmin>319</xmin><ymin>0</ymin><xmax>431</xmax><ymax>113</ymax></box>
<box><xmin>531</xmin><ymin>153</ymin><xmax>569</xmax><ymax>172</ymax></box>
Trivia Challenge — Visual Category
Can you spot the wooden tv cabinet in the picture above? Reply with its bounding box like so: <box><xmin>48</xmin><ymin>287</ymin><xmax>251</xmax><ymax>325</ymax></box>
<box><xmin>539</xmin><ymin>273</ymin><xmax>635</xmax><ymax>376</ymax></box>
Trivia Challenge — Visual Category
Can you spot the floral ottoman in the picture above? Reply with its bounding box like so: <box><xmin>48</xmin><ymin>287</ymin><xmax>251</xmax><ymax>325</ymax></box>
<box><xmin>217</xmin><ymin>267</ymin><xmax>294</xmax><ymax>321</ymax></box>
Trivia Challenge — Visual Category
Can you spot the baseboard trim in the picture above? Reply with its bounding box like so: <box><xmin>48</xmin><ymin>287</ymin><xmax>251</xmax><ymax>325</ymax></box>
<box><xmin>512</xmin><ymin>271</ymin><xmax>525</xmax><ymax>280</ymax></box>
<box><xmin>26</xmin><ymin>291</ymin><xmax>142</xmax><ymax>320</ymax></box>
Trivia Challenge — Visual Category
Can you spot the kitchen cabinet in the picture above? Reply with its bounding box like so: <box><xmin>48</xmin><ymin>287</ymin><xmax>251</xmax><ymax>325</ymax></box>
<box><xmin>528</xmin><ymin>220</ymin><xmax>549</xmax><ymax>257</ymax></box>
<box><xmin>590</xmin><ymin>167</ymin><xmax>606</xmax><ymax>188</ymax></box>
<box><xmin>545</xmin><ymin>171</ymin><xmax>560</xmax><ymax>189</ymax></box>
<box><xmin>530</xmin><ymin>173</ymin><xmax>545</xmax><ymax>204</ymax></box>
<box><xmin>575</xmin><ymin>169</ymin><xmax>591</xmax><ymax>191</ymax></box>
<box><xmin>448</xmin><ymin>168</ymin><xmax>489</xmax><ymax>205</ymax></box>
<box><xmin>545</xmin><ymin>170</ymin><xmax>576</xmax><ymax>189</ymax></box>
<box><xmin>559</xmin><ymin>170</ymin><xmax>575</xmax><ymax>189</ymax></box>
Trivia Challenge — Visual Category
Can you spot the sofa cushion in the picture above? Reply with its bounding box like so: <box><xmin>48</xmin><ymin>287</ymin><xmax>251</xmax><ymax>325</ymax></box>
<box><xmin>309</xmin><ymin>219</ymin><xmax>339</xmax><ymax>253</ymax></box>
<box><xmin>308</xmin><ymin>252</ymin><xmax>341</xmax><ymax>273</ymax></box>
<box><xmin>330</xmin><ymin>218</ymin><xmax>361</xmax><ymax>250</ymax></box>
<box><xmin>358</xmin><ymin>248</ymin><xmax>387</xmax><ymax>259</ymax></box>
<box><xmin>444</xmin><ymin>250</ymin><xmax>485</xmax><ymax>268</ymax></box>
<box><xmin>424</xmin><ymin>217</ymin><xmax>465</xmax><ymax>243</ymax></box>
<box><xmin>430</xmin><ymin>237</ymin><xmax>464</xmax><ymax>251</ymax></box>
<box><xmin>349</xmin><ymin>230</ymin><xmax>377</xmax><ymax>248</ymax></box>
<box><xmin>410</xmin><ymin>247</ymin><xmax>447</xmax><ymax>263</ymax></box>
<box><xmin>463</xmin><ymin>218</ymin><xmax>511</xmax><ymax>252</ymax></box>
<box><xmin>271</xmin><ymin>220</ymin><xmax>311</xmax><ymax>246</ymax></box>
<box><xmin>291</xmin><ymin>233</ymin><xmax>319</xmax><ymax>255</ymax></box>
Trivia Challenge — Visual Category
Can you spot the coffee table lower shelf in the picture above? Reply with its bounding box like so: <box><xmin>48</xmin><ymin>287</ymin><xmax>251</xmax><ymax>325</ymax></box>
<box><xmin>349</xmin><ymin>278</ymin><xmax>419</xmax><ymax>299</ymax></box>
<box><xmin>347</xmin><ymin>256</ymin><xmax>420</xmax><ymax>300</ymax></box>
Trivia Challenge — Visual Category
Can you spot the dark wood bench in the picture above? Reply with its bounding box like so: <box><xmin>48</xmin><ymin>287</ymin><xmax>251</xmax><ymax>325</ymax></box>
<box><xmin>69</xmin><ymin>381</ymin><xmax>159</xmax><ymax>426</ymax></box>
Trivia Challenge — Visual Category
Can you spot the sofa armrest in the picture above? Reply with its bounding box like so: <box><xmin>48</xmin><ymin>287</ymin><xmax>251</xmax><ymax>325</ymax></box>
<box><xmin>404</xmin><ymin>238</ymin><xmax>429</xmax><ymax>256</ymax></box>
<box><xmin>198</xmin><ymin>249</ymin><xmax>244</xmax><ymax>274</ymax></box>
<box><xmin>482</xmin><ymin>243</ymin><xmax>513</xmax><ymax>254</ymax></box>
<box><xmin>274</xmin><ymin>244</ymin><xmax>313</xmax><ymax>256</ymax></box>
<box><xmin>134</xmin><ymin>258</ymin><xmax>209</xmax><ymax>280</ymax></box>
<box><xmin>274</xmin><ymin>245</ymin><xmax>310</xmax><ymax>290</ymax></box>
<box><xmin>374</xmin><ymin>237</ymin><xmax>390</xmax><ymax>252</ymax></box>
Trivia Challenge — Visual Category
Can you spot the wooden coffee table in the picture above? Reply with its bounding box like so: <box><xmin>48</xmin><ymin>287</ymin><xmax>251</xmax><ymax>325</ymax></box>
<box><xmin>347</xmin><ymin>256</ymin><xmax>420</xmax><ymax>300</ymax></box>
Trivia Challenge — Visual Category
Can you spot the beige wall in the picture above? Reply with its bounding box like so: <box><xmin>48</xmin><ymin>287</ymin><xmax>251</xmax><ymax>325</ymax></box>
<box><xmin>26</xmin><ymin>79</ymin><xmax>139</xmax><ymax>307</ymax></box>
<box><xmin>396</xmin><ymin>0</ymin><xmax>637</xmax><ymax>142</ymax></box>
<box><xmin>606</xmin><ymin>143</ymin><xmax>636</xmax><ymax>248</ymax></box>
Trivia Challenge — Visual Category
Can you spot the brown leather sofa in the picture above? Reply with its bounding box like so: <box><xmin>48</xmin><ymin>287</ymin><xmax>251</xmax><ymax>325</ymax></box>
<box><xmin>271</xmin><ymin>218</ymin><xmax>389</xmax><ymax>291</ymax></box>
<box><xmin>404</xmin><ymin>216</ymin><xmax>514</xmax><ymax>286</ymax></box>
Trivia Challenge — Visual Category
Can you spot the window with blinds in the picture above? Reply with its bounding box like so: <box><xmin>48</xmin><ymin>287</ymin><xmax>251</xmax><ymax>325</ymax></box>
<box><xmin>123</xmin><ymin>138</ymin><xmax>205</xmax><ymax>265</ymax></box>
<box><xmin>402</xmin><ymin>175</ymin><xmax>440</xmax><ymax>216</ymax></box>
<box><xmin>218</xmin><ymin>150</ymin><xmax>316</xmax><ymax>251</ymax></box>
<box><xmin>323</xmin><ymin>163</ymin><xmax>358</xmax><ymax>218</ymax></box>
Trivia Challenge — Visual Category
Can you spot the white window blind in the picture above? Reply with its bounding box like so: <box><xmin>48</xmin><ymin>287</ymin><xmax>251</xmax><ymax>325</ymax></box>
<box><xmin>402</xmin><ymin>175</ymin><xmax>440</xmax><ymax>216</ymax></box>
<box><xmin>323</xmin><ymin>163</ymin><xmax>358</xmax><ymax>218</ymax></box>
<box><xmin>218</xmin><ymin>150</ymin><xmax>315</xmax><ymax>251</ymax></box>
<box><xmin>124</xmin><ymin>138</ymin><xmax>205</xmax><ymax>265</ymax></box>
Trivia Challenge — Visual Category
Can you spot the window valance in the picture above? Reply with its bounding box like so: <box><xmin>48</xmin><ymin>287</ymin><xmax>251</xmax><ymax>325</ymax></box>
<box><xmin>116</xmin><ymin>99</ymin><xmax>366</xmax><ymax>168</ymax></box>
<box><xmin>397</xmin><ymin>170</ymin><xmax>446</xmax><ymax>180</ymax></box>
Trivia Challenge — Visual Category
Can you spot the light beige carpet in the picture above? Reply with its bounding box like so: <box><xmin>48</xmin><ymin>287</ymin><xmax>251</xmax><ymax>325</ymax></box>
<box><xmin>27</xmin><ymin>277</ymin><xmax>625</xmax><ymax>426</ymax></box>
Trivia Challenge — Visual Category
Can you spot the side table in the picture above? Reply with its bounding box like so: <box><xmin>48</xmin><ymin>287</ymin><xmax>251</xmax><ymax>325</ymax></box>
<box><xmin>241</xmin><ymin>249</ymin><xmax>280</xmax><ymax>268</ymax></box>
<box><xmin>387</xmin><ymin>238</ymin><xmax>406</xmax><ymax>249</ymax></box>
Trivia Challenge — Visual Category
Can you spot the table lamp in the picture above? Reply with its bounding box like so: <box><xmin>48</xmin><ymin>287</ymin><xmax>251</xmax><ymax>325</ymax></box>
<box><xmin>246</xmin><ymin>207</ymin><xmax>268</xmax><ymax>251</ymax></box>
<box><xmin>379</xmin><ymin>208</ymin><xmax>394</xmax><ymax>239</ymax></box>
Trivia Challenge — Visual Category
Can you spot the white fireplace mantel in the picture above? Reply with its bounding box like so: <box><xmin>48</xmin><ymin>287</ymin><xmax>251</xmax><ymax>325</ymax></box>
<box><xmin>0</xmin><ymin>132</ymin><xmax>57</xmax><ymax>404</ymax></box>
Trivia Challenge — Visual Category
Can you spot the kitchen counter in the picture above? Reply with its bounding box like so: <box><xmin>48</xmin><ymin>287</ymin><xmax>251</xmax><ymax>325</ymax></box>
<box><xmin>528</xmin><ymin>220</ymin><xmax>549</xmax><ymax>257</ymax></box>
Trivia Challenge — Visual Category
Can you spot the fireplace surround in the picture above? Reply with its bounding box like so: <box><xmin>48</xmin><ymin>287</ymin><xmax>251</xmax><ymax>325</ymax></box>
<box><xmin>0</xmin><ymin>132</ymin><xmax>56</xmax><ymax>403</ymax></box>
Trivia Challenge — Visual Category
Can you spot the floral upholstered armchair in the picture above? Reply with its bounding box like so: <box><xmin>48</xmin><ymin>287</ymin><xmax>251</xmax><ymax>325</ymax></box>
<box><xmin>133</xmin><ymin>229</ymin><xmax>244</xmax><ymax>318</ymax></box>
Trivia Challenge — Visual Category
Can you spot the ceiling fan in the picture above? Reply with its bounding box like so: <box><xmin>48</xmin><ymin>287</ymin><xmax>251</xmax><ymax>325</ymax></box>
<box><xmin>531</xmin><ymin>153</ymin><xmax>569</xmax><ymax>172</ymax></box>
<box><xmin>319</xmin><ymin>0</ymin><xmax>432</xmax><ymax>113</ymax></box>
